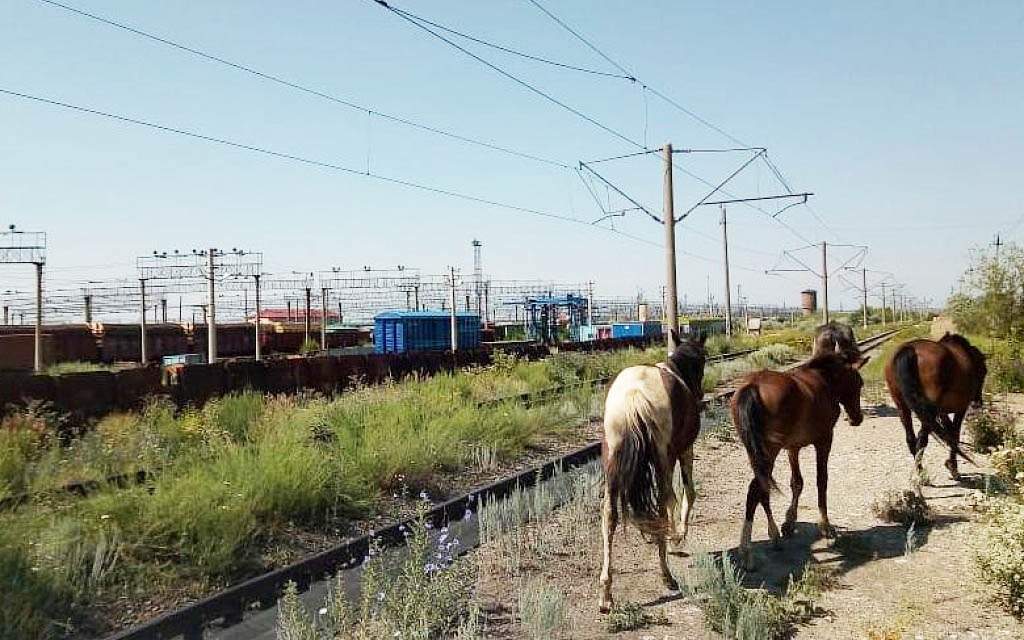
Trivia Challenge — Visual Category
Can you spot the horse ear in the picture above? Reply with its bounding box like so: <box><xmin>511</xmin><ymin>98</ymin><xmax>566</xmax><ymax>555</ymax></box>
<box><xmin>854</xmin><ymin>356</ymin><xmax>871</xmax><ymax>370</ymax></box>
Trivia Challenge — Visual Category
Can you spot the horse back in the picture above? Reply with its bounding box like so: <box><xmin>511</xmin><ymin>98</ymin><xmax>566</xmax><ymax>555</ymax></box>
<box><xmin>737</xmin><ymin>369</ymin><xmax>839</xmax><ymax>449</ymax></box>
<box><xmin>900</xmin><ymin>339</ymin><xmax>976</xmax><ymax>411</ymax></box>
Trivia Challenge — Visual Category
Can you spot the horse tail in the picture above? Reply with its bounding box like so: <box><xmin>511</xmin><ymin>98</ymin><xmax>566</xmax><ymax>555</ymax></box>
<box><xmin>733</xmin><ymin>384</ymin><xmax>779</xmax><ymax>494</ymax></box>
<box><xmin>606</xmin><ymin>389</ymin><xmax>670</xmax><ymax>537</ymax></box>
<box><xmin>892</xmin><ymin>346</ymin><xmax>974</xmax><ymax>464</ymax></box>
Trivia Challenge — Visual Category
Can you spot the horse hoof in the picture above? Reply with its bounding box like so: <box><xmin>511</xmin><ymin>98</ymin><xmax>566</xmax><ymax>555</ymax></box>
<box><xmin>663</xmin><ymin>575</ymin><xmax>680</xmax><ymax>591</ymax></box>
<box><xmin>818</xmin><ymin>524</ymin><xmax>837</xmax><ymax>539</ymax></box>
<box><xmin>781</xmin><ymin>521</ymin><xmax>796</xmax><ymax>538</ymax></box>
<box><xmin>599</xmin><ymin>599</ymin><xmax>613</xmax><ymax>613</ymax></box>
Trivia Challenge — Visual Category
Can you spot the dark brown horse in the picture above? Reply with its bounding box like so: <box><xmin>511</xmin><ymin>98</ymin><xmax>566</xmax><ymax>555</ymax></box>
<box><xmin>813</xmin><ymin>321</ymin><xmax>860</xmax><ymax>363</ymax></box>
<box><xmin>599</xmin><ymin>331</ymin><xmax>706</xmax><ymax>612</ymax></box>
<box><xmin>731</xmin><ymin>351</ymin><xmax>868</xmax><ymax>568</ymax></box>
<box><xmin>885</xmin><ymin>332</ymin><xmax>987</xmax><ymax>481</ymax></box>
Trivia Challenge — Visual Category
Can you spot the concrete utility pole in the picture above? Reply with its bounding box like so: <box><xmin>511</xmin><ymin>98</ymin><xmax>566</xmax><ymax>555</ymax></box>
<box><xmin>304</xmin><ymin>287</ymin><xmax>312</xmax><ymax>346</ymax></box>
<box><xmin>161</xmin><ymin>298</ymin><xmax>168</xmax><ymax>323</ymax></box>
<box><xmin>320</xmin><ymin>287</ymin><xmax>329</xmax><ymax>351</ymax></box>
<box><xmin>721</xmin><ymin>205</ymin><xmax>733</xmax><ymax>338</ymax></box>
<box><xmin>254</xmin><ymin>274</ymin><xmax>262</xmax><ymax>361</ymax></box>
<box><xmin>663</xmin><ymin>143</ymin><xmax>679</xmax><ymax>352</ymax></box>
<box><xmin>449</xmin><ymin>266</ymin><xmax>458</xmax><ymax>352</ymax></box>
<box><xmin>861</xmin><ymin>267</ymin><xmax>868</xmax><ymax>329</ymax></box>
<box><xmin>3</xmin><ymin>305</ymin><xmax>8</xmax><ymax>325</ymax></box>
<box><xmin>207</xmin><ymin>249</ymin><xmax>217</xmax><ymax>364</ymax></box>
<box><xmin>139</xmin><ymin>278</ymin><xmax>148</xmax><ymax>364</ymax></box>
<box><xmin>84</xmin><ymin>294</ymin><xmax>92</xmax><ymax>324</ymax></box>
<box><xmin>820</xmin><ymin>242</ymin><xmax>829</xmax><ymax>325</ymax></box>
<box><xmin>34</xmin><ymin>262</ymin><xmax>43</xmax><ymax>373</ymax></box>
<box><xmin>413</xmin><ymin>284</ymin><xmax>420</xmax><ymax>311</ymax></box>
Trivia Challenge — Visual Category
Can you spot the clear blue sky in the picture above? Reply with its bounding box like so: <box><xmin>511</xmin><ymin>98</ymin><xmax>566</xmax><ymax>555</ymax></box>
<box><xmin>2</xmin><ymin>0</ymin><xmax>1022</xmax><ymax>313</ymax></box>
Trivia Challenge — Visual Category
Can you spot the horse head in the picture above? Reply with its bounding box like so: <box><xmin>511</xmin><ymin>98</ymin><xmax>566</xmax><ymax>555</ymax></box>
<box><xmin>667</xmin><ymin>329</ymin><xmax>707</xmax><ymax>394</ymax></box>
<box><xmin>813</xmin><ymin>352</ymin><xmax>869</xmax><ymax>426</ymax></box>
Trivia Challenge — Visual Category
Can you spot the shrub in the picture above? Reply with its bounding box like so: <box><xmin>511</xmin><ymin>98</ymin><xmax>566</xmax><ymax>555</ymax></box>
<box><xmin>974</xmin><ymin>499</ymin><xmax>1024</xmax><ymax>617</ymax></box>
<box><xmin>0</xmin><ymin>541</ymin><xmax>71</xmax><ymax>640</ymax></box>
<box><xmin>606</xmin><ymin>601</ymin><xmax>668</xmax><ymax>632</ymax></box>
<box><xmin>275</xmin><ymin>507</ymin><xmax>476</xmax><ymax>639</ymax></box>
<box><xmin>686</xmin><ymin>553</ymin><xmax>789</xmax><ymax>640</ymax></box>
<box><xmin>518</xmin><ymin>578</ymin><xmax>567</xmax><ymax>639</ymax></box>
<box><xmin>871</xmin><ymin>489</ymin><xmax>931</xmax><ymax>526</ymax></box>
<box><xmin>990</xmin><ymin>356</ymin><xmax>1024</xmax><ymax>393</ymax></box>
<box><xmin>685</xmin><ymin>554</ymin><xmax>833</xmax><ymax>640</ymax></box>
<box><xmin>967</xmin><ymin>407</ymin><xmax>1019</xmax><ymax>452</ymax></box>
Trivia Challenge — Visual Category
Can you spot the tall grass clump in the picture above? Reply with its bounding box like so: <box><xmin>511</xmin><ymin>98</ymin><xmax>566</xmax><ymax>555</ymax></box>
<box><xmin>275</xmin><ymin>506</ymin><xmax>476</xmax><ymax>639</ymax></box>
<box><xmin>0</xmin><ymin>539</ymin><xmax>72</xmax><ymax>640</ymax></box>
<box><xmin>685</xmin><ymin>554</ymin><xmax>833</xmax><ymax>640</ymax></box>
<box><xmin>974</xmin><ymin>499</ymin><xmax>1024</xmax><ymax>617</ymax></box>
<box><xmin>43</xmin><ymin>361</ymin><xmax>115</xmax><ymax>376</ymax></box>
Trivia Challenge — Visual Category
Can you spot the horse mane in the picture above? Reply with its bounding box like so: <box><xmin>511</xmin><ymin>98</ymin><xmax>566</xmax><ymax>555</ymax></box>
<box><xmin>666</xmin><ymin>336</ymin><xmax>706</xmax><ymax>394</ymax></box>
<box><xmin>801</xmin><ymin>352</ymin><xmax>849</xmax><ymax>380</ymax></box>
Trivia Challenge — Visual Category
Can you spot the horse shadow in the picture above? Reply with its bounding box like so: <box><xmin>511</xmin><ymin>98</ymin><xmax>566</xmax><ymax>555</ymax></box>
<box><xmin>863</xmin><ymin>403</ymin><xmax>899</xmax><ymax>418</ymax></box>
<box><xmin>710</xmin><ymin>515</ymin><xmax>967</xmax><ymax>595</ymax></box>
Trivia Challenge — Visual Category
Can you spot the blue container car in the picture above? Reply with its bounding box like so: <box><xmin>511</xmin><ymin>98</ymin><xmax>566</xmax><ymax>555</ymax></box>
<box><xmin>373</xmin><ymin>311</ymin><xmax>481</xmax><ymax>354</ymax></box>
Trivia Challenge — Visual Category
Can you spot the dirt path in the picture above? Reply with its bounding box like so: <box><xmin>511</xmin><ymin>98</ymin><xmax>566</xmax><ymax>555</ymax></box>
<box><xmin>475</xmin><ymin>396</ymin><xmax>1024</xmax><ymax>639</ymax></box>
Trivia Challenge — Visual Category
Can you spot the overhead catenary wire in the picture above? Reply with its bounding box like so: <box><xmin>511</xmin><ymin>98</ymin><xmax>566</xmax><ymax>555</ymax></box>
<box><xmin>369</xmin><ymin>0</ymin><xmax>646</xmax><ymax>150</ymax></box>
<box><xmin>0</xmin><ymin>87</ymin><xmax>660</xmax><ymax>247</ymax></box>
<box><xmin>33</xmin><ymin>0</ymin><xmax>571</xmax><ymax>170</ymax></box>
<box><xmin>368</xmin><ymin>5</ymin><xmax>635</xmax><ymax>81</ymax></box>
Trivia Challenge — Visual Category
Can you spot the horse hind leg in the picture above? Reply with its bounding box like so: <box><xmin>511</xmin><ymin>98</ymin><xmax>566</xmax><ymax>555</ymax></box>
<box><xmin>598</xmin><ymin>487</ymin><xmax>617</xmax><ymax>612</ymax></box>
<box><xmin>781</xmin><ymin>448</ymin><xmax>803</xmax><ymax>538</ymax></box>
<box><xmin>944</xmin><ymin>411</ymin><xmax>966</xmax><ymax>481</ymax></box>
<box><xmin>657</xmin><ymin>535</ymin><xmax>679</xmax><ymax>591</ymax></box>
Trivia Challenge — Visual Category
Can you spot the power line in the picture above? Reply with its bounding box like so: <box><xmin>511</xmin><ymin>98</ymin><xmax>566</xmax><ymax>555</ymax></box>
<box><xmin>0</xmin><ymin>86</ymin><xmax>660</xmax><ymax>247</ymax></box>
<box><xmin>374</xmin><ymin>6</ymin><xmax>635</xmax><ymax>81</ymax></box>
<box><xmin>523</xmin><ymin>0</ymin><xmax>635</xmax><ymax>80</ymax></box>
<box><xmin>369</xmin><ymin>0</ymin><xmax>646</xmax><ymax>150</ymax></box>
<box><xmin>33</xmin><ymin>0</ymin><xmax>571</xmax><ymax>169</ymax></box>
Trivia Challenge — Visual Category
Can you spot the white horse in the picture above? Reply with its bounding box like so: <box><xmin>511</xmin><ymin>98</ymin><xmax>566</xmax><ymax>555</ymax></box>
<box><xmin>599</xmin><ymin>331</ymin><xmax>706</xmax><ymax>612</ymax></box>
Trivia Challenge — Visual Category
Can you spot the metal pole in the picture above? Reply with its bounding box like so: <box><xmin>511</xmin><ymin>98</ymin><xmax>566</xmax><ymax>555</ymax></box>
<box><xmin>3</xmin><ymin>305</ymin><xmax>8</xmax><ymax>325</ymax></box>
<box><xmin>587</xmin><ymin>281</ymin><xmax>594</xmax><ymax>326</ymax></box>
<box><xmin>161</xmin><ymin>298</ymin><xmax>168</xmax><ymax>323</ymax></box>
<box><xmin>721</xmin><ymin>205</ymin><xmax>733</xmax><ymax>338</ymax></box>
<box><xmin>821</xmin><ymin>241</ymin><xmax>829</xmax><ymax>325</ymax></box>
<box><xmin>304</xmin><ymin>287</ymin><xmax>311</xmax><ymax>345</ymax></box>
<box><xmin>861</xmin><ymin>268</ymin><xmax>868</xmax><ymax>329</ymax></box>
<box><xmin>414</xmin><ymin>284</ymin><xmax>420</xmax><ymax>311</ymax></box>
<box><xmin>320</xmin><ymin>287</ymin><xmax>328</xmax><ymax>351</ymax></box>
<box><xmin>449</xmin><ymin>266</ymin><xmax>458</xmax><ymax>352</ymax></box>
<box><xmin>880</xmin><ymin>284</ymin><xmax>887</xmax><ymax>326</ymax></box>
<box><xmin>207</xmin><ymin>249</ymin><xmax>217</xmax><ymax>363</ymax></box>
<box><xmin>34</xmin><ymin>262</ymin><xmax>43</xmax><ymax>373</ymax></box>
<box><xmin>254</xmin><ymin>274</ymin><xmax>262</xmax><ymax>362</ymax></box>
<box><xmin>140</xmin><ymin>278</ymin><xmax>148</xmax><ymax>364</ymax></box>
<box><xmin>663</xmin><ymin>143</ymin><xmax>679</xmax><ymax>352</ymax></box>
<box><xmin>84</xmin><ymin>294</ymin><xmax>93</xmax><ymax>324</ymax></box>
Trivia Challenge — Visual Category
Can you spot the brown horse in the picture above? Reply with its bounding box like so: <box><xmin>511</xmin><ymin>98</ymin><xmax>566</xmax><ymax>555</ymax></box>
<box><xmin>885</xmin><ymin>332</ymin><xmax>987</xmax><ymax>481</ymax></box>
<box><xmin>599</xmin><ymin>331</ymin><xmax>706</xmax><ymax>612</ymax></box>
<box><xmin>813</xmin><ymin>320</ymin><xmax>860</xmax><ymax>363</ymax></box>
<box><xmin>731</xmin><ymin>351</ymin><xmax>868</xmax><ymax>569</ymax></box>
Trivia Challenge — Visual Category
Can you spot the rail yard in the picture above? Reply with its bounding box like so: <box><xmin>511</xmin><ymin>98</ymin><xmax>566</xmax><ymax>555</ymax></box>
<box><xmin>3</xmin><ymin>2</ymin><xmax>1022</xmax><ymax>639</ymax></box>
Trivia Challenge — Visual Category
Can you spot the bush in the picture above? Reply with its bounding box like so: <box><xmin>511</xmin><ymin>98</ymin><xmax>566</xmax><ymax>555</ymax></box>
<box><xmin>518</xmin><ymin>578</ymin><xmax>567</xmax><ymax>639</ymax></box>
<box><xmin>606</xmin><ymin>601</ymin><xmax>668</xmax><ymax>632</ymax></box>
<box><xmin>967</xmin><ymin>407</ymin><xmax>1019</xmax><ymax>452</ymax></box>
<box><xmin>975</xmin><ymin>499</ymin><xmax>1024</xmax><ymax>617</ymax></box>
<box><xmin>0</xmin><ymin>541</ymin><xmax>71</xmax><ymax>640</ymax></box>
<box><xmin>871</xmin><ymin>489</ymin><xmax>931</xmax><ymax>525</ymax></box>
<box><xmin>275</xmin><ymin>506</ymin><xmax>476</xmax><ymax>639</ymax></box>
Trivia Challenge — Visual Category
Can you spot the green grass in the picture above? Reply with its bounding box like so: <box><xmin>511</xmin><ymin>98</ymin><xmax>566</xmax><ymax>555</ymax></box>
<box><xmin>43</xmin><ymin>361</ymin><xmax>117</xmax><ymax>376</ymax></box>
<box><xmin>0</xmin><ymin>331</ymin><xmax>823</xmax><ymax>638</ymax></box>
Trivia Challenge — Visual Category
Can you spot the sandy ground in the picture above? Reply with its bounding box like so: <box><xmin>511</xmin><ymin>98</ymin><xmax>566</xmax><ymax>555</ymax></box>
<box><xmin>474</xmin><ymin>392</ymin><xmax>1024</xmax><ymax>640</ymax></box>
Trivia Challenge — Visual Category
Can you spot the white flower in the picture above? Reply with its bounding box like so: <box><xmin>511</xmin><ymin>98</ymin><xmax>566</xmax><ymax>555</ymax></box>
<box><xmin>318</xmin><ymin>607</ymin><xmax>328</xmax><ymax>615</ymax></box>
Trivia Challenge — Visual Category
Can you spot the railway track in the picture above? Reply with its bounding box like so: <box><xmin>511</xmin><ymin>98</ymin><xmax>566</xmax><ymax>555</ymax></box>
<box><xmin>102</xmin><ymin>328</ymin><xmax>906</xmax><ymax>640</ymax></box>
